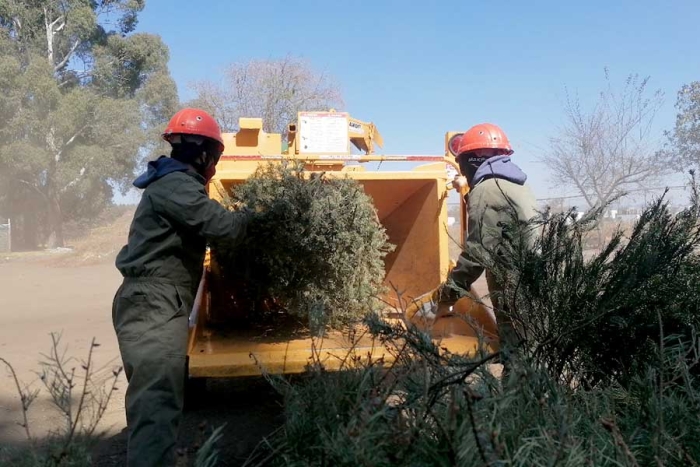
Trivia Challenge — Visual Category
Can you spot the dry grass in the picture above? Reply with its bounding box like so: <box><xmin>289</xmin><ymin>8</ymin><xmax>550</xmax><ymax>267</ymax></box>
<box><xmin>47</xmin><ymin>208</ymin><xmax>135</xmax><ymax>267</ymax></box>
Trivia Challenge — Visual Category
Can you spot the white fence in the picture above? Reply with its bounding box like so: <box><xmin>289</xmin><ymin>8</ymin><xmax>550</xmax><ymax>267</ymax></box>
<box><xmin>0</xmin><ymin>219</ymin><xmax>11</xmax><ymax>252</ymax></box>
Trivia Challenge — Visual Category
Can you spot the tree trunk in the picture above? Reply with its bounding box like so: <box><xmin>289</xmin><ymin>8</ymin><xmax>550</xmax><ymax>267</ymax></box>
<box><xmin>14</xmin><ymin>214</ymin><xmax>39</xmax><ymax>251</ymax></box>
<box><xmin>44</xmin><ymin>125</ymin><xmax>64</xmax><ymax>249</ymax></box>
<box><xmin>25</xmin><ymin>214</ymin><xmax>39</xmax><ymax>251</ymax></box>
<box><xmin>46</xmin><ymin>185</ymin><xmax>64</xmax><ymax>249</ymax></box>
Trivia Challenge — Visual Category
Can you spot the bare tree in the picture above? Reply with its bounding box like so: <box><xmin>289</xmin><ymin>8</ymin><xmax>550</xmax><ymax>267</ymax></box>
<box><xmin>543</xmin><ymin>70</ymin><xmax>666</xmax><ymax>210</ymax></box>
<box><xmin>188</xmin><ymin>55</ymin><xmax>344</xmax><ymax>134</ymax></box>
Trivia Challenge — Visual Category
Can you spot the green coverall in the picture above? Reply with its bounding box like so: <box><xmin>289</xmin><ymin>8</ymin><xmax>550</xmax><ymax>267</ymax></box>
<box><xmin>113</xmin><ymin>157</ymin><xmax>249</xmax><ymax>466</ymax></box>
<box><xmin>445</xmin><ymin>176</ymin><xmax>538</xmax><ymax>350</ymax></box>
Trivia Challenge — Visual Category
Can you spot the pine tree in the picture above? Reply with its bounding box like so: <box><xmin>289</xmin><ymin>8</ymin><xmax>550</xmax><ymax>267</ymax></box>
<box><xmin>214</xmin><ymin>162</ymin><xmax>394</xmax><ymax>331</ymax></box>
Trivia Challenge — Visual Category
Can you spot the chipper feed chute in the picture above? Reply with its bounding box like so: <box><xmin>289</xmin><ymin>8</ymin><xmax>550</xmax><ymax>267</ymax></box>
<box><xmin>186</xmin><ymin>113</ymin><xmax>498</xmax><ymax>379</ymax></box>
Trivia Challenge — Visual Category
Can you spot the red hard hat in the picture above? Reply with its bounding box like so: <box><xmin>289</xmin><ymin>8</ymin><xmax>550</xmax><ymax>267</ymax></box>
<box><xmin>457</xmin><ymin>123</ymin><xmax>513</xmax><ymax>156</ymax></box>
<box><xmin>162</xmin><ymin>108</ymin><xmax>225</xmax><ymax>152</ymax></box>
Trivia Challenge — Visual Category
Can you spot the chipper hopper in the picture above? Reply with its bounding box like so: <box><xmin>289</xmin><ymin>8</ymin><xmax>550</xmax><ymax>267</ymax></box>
<box><xmin>186</xmin><ymin>111</ymin><xmax>498</xmax><ymax>381</ymax></box>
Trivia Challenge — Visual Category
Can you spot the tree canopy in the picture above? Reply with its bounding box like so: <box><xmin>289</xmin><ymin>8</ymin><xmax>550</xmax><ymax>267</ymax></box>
<box><xmin>661</xmin><ymin>81</ymin><xmax>700</xmax><ymax>171</ymax></box>
<box><xmin>0</xmin><ymin>0</ymin><xmax>178</xmax><ymax>248</ymax></box>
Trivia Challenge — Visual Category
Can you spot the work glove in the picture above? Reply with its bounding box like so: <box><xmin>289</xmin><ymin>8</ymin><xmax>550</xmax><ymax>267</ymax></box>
<box><xmin>413</xmin><ymin>296</ymin><xmax>456</xmax><ymax>323</ymax></box>
<box><xmin>434</xmin><ymin>280</ymin><xmax>467</xmax><ymax>305</ymax></box>
<box><xmin>451</xmin><ymin>174</ymin><xmax>468</xmax><ymax>191</ymax></box>
<box><xmin>239</xmin><ymin>205</ymin><xmax>256</xmax><ymax>217</ymax></box>
<box><xmin>411</xmin><ymin>281</ymin><xmax>468</xmax><ymax>323</ymax></box>
<box><xmin>434</xmin><ymin>280</ymin><xmax>471</xmax><ymax>317</ymax></box>
<box><xmin>238</xmin><ymin>206</ymin><xmax>257</xmax><ymax>233</ymax></box>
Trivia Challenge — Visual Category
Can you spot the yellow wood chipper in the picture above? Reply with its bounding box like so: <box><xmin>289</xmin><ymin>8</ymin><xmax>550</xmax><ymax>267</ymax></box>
<box><xmin>185</xmin><ymin>111</ymin><xmax>499</xmax><ymax>384</ymax></box>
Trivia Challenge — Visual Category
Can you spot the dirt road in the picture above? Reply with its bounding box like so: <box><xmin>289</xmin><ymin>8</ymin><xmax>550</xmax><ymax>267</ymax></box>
<box><xmin>0</xmin><ymin>261</ymin><xmax>126</xmax><ymax>444</ymax></box>
<box><xmin>0</xmin><ymin>260</ymin><xmax>282</xmax><ymax>466</ymax></box>
<box><xmin>0</xmin><ymin>257</ymin><xmax>490</xmax><ymax>465</ymax></box>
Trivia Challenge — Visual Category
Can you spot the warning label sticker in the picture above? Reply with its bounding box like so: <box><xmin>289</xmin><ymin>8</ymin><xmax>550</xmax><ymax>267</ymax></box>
<box><xmin>348</xmin><ymin>120</ymin><xmax>364</xmax><ymax>135</ymax></box>
<box><xmin>298</xmin><ymin>112</ymin><xmax>349</xmax><ymax>154</ymax></box>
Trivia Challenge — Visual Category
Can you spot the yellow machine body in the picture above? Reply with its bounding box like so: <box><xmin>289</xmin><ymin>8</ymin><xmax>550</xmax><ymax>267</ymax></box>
<box><xmin>186</xmin><ymin>113</ymin><xmax>497</xmax><ymax>378</ymax></box>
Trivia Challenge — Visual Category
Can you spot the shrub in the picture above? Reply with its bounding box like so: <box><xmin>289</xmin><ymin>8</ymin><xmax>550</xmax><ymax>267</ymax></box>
<box><xmin>0</xmin><ymin>333</ymin><xmax>122</xmax><ymax>466</ymax></box>
<box><xmin>490</xmin><ymin>193</ymin><xmax>700</xmax><ymax>388</ymax></box>
<box><xmin>243</xmin><ymin>185</ymin><xmax>700</xmax><ymax>466</ymax></box>
<box><xmin>243</xmin><ymin>316</ymin><xmax>700</xmax><ymax>466</ymax></box>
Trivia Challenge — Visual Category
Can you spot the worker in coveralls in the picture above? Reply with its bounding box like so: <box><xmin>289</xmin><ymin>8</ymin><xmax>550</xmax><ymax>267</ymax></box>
<box><xmin>112</xmin><ymin>108</ymin><xmax>250</xmax><ymax>466</ymax></box>
<box><xmin>438</xmin><ymin>123</ymin><xmax>538</xmax><ymax>357</ymax></box>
